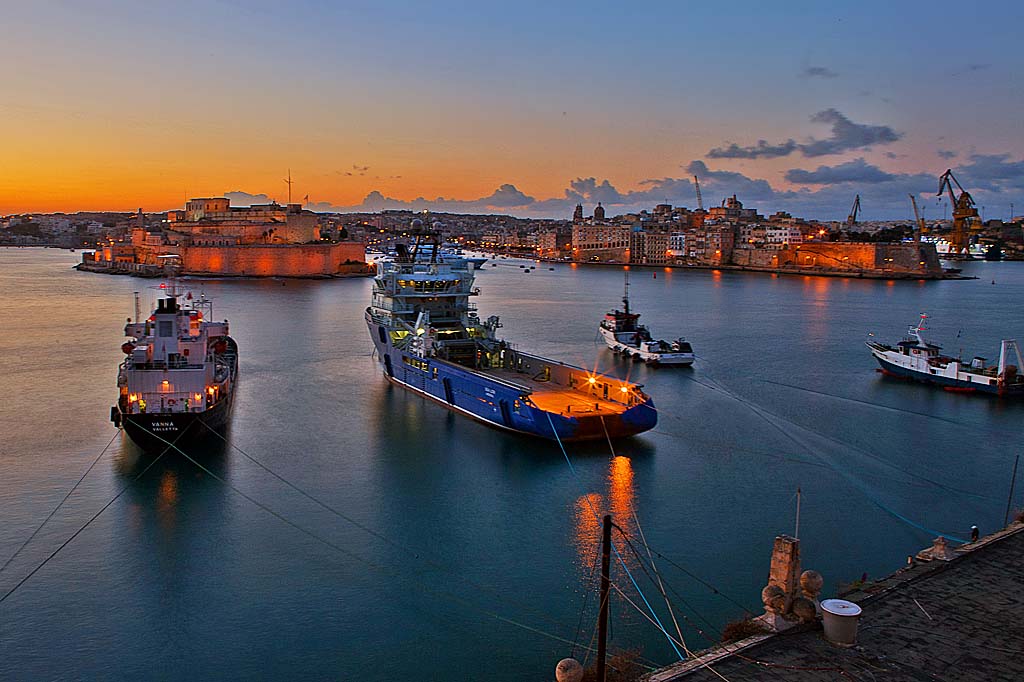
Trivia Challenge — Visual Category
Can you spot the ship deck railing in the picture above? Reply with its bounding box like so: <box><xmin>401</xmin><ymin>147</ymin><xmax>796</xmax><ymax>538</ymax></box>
<box><xmin>123</xmin><ymin>359</ymin><xmax>207</xmax><ymax>371</ymax></box>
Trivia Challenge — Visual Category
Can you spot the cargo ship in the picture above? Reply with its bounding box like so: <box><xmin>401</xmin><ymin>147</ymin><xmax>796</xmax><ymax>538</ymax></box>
<box><xmin>111</xmin><ymin>286</ymin><xmax>238</xmax><ymax>450</ymax></box>
<box><xmin>600</xmin><ymin>272</ymin><xmax>694</xmax><ymax>365</ymax></box>
<box><xmin>867</xmin><ymin>314</ymin><xmax>1024</xmax><ymax>396</ymax></box>
<box><xmin>365</xmin><ymin>229</ymin><xmax>657</xmax><ymax>441</ymax></box>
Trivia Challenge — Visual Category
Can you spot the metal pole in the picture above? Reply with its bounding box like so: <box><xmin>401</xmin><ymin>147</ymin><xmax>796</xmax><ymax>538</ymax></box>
<box><xmin>1004</xmin><ymin>455</ymin><xmax>1020</xmax><ymax>527</ymax></box>
<box><xmin>597</xmin><ymin>514</ymin><xmax>612</xmax><ymax>682</ymax></box>
<box><xmin>795</xmin><ymin>487</ymin><xmax>801</xmax><ymax>539</ymax></box>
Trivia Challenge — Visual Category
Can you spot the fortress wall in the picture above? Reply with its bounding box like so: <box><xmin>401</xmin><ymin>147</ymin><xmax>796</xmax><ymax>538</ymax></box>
<box><xmin>179</xmin><ymin>242</ymin><xmax>366</xmax><ymax>277</ymax></box>
<box><xmin>730</xmin><ymin>242</ymin><xmax>942</xmax><ymax>275</ymax></box>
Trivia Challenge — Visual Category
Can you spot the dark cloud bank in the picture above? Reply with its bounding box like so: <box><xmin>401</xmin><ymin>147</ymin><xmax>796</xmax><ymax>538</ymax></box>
<box><xmin>708</xmin><ymin>109</ymin><xmax>902</xmax><ymax>159</ymax></box>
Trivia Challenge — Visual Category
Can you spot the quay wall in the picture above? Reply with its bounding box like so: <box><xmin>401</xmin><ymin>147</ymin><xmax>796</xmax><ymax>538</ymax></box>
<box><xmin>178</xmin><ymin>242</ymin><xmax>366</xmax><ymax>277</ymax></box>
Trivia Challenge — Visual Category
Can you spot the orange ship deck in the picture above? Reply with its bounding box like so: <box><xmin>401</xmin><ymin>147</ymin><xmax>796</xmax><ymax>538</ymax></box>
<box><xmin>480</xmin><ymin>368</ymin><xmax>629</xmax><ymax>417</ymax></box>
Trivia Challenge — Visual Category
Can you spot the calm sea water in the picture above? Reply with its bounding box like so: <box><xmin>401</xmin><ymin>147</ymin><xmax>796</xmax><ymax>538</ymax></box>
<box><xmin>1</xmin><ymin>248</ymin><xmax>1022</xmax><ymax>681</ymax></box>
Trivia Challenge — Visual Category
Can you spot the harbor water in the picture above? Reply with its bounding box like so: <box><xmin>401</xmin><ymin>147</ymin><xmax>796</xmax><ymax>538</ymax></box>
<box><xmin>1</xmin><ymin>248</ymin><xmax>1022</xmax><ymax>680</ymax></box>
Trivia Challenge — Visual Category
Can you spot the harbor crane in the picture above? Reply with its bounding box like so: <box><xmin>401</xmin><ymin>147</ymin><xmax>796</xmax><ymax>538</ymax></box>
<box><xmin>937</xmin><ymin>169</ymin><xmax>980</xmax><ymax>257</ymax></box>
<box><xmin>909</xmin><ymin>194</ymin><xmax>927</xmax><ymax>243</ymax></box>
<box><xmin>846</xmin><ymin>194</ymin><xmax>861</xmax><ymax>226</ymax></box>
<box><xmin>693</xmin><ymin>175</ymin><xmax>704</xmax><ymax>211</ymax></box>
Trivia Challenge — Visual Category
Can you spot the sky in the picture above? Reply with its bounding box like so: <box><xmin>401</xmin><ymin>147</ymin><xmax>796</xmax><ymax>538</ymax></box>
<box><xmin>2</xmin><ymin>0</ymin><xmax>1023</xmax><ymax>220</ymax></box>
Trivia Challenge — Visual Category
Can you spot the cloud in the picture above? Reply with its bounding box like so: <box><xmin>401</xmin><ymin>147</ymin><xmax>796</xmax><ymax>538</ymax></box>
<box><xmin>785</xmin><ymin>158</ymin><xmax>896</xmax><ymax>185</ymax></box>
<box><xmin>224</xmin><ymin>191</ymin><xmax>272</xmax><ymax>206</ymax></box>
<box><xmin>686</xmin><ymin>161</ymin><xmax>779</xmax><ymax>202</ymax></box>
<box><xmin>705</xmin><ymin>109</ymin><xmax>901</xmax><ymax>159</ymax></box>
<box><xmin>957</xmin><ymin>154</ymin><xmax>1024</xmax><ymax>191</ymax></box>
<box><xmin>802</xmin><ymin>66</ymin><xmax>839</xmax><ymax>79</ymax></box>
<box><xmin>707</xmin><ymin>139</ymin><xmax>798</xmax><ymax>159</ymax></box>
<box><xmin>799</xmin><ymin>108</ymin><xmax>902</xmax><ymax>157</ymax></box>
<box><xmin>937</xmin><ymin>149</ymin><xmax>957</xmax><ymax>160</ymax></box>
<box><xmin>482</xmin><ymin>183</ymin><xmax>536</xmax><ymax>207</ymax></box>
<box><xmin>568</xmin><ymin>177</ymin><xmax>624</xmax><ymax>204</ymax></box>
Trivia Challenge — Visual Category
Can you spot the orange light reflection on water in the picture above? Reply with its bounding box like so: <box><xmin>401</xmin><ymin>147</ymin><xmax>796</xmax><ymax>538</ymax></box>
<box><xmin>156</xmin><ymin>468</ymin><xmax>179</xmax><ymax>530</ymax></box>
<box><xmin>572</xmin><ymin>456</ymin><xmax>639</xmax><ymax>574</ymax></box>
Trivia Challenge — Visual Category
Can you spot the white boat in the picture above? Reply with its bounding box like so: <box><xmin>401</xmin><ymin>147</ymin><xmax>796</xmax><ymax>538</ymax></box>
<box><xmin>867</xmin><ymin>314</ymin><xmax>1024</xmax><ymax>397</ymax></box>
<box><xmin>599</xmin><ymin>272</ymin><xmax>694</xmax><ymax>366</ymax></box>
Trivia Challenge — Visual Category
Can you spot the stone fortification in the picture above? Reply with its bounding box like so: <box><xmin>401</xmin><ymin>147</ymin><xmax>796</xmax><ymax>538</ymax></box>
<box><xmin>731</xmin><ymin>241</ymin><xmax>942</xmax><ymax>276</ymax></box>
<box><xmin>178</xmin><ymin>242</ymin><xmax>367</xmax><ymax>277</ymax></box>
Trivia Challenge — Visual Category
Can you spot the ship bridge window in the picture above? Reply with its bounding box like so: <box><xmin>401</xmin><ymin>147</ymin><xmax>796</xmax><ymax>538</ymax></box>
<box><xmin>158</xmin><ymin>321</ymin><xmax>173</xmax><ymax>337</ymax></box>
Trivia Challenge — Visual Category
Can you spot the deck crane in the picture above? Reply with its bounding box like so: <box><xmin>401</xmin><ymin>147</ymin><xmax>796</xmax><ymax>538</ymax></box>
<box><xmin>937</xmin><ymin>169</ymin><xmax>980</xmax><ymax>257</ymax></box>
<box><xmin>909</xmin><ymin>194</ymin><xmax>927</xmax><ymax>243</ymax></box>
<box><xmin>846</xmin><ymin>194</ymin><xmax>861</xmax><ymax>227</ymax></box>
<box><xmin>693</xmin><ymin>175</ymin><xmax>704</xmax><ymax>211</ymax></box>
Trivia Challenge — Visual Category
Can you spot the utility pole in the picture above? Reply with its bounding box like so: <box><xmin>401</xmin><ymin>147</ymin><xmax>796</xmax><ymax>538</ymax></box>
<box><xmin>1004</xmin><ymin>454</ymin><xmax>1020</xmax><ymax>527</ymax></box>
<box><xmin>284</xmin><ymin>169</ymin><xmax>293</xmax><ymax>205</ymax></box>
<box><xmin>596</xmin><ymin>514</ymin><xmax>612</xmax><ymax>682</ymax></box>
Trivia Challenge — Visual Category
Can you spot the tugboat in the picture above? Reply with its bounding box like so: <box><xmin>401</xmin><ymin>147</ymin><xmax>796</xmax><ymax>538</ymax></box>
<box><xmin>111</xmin><ymin>285</ymin><xmax>238</xmax><ymax>450</ymax></box>
<box><xmin>599</xmin><ymin>271</ymin><xmax>694</xmax><ymax>366</ymax></box>
<box><xmin>365</xmin><ymin>226</ymin><xmax>656</xmax><ymax>441</ymax></box>
<box><xmin>867</xmin><ymin>314</ymin><xmax>1024</xmax><ymax>396</ymax></box>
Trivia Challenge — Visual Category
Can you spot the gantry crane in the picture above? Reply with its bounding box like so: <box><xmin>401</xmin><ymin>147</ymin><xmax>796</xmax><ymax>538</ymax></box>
<box><xmin>846</xmin><ymin>194</ymin><xmax>861</xmax><ymax>227</ymax></box>
<box><xmin>693</xmin><ymin>175</ymin><xmax>704</xmax><ymax>211</ymax></box>
<box><xmin>909</xmin><ymin>194</ymin><xmax>927</xmax><ymax>243</ymax></box>
<box><xmin>937</xmin><ymin>169</ymin><xmax>980</xmax><ymax>256</ymax></box>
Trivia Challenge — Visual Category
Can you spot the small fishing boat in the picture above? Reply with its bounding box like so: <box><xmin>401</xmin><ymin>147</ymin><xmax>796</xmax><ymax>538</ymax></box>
<box><xmin>599</xmin><ymin>272</ymin><xmax>694</xmax><ymax>366</ymax></box>
<box><xmin>867</xmin><ymin>314</ymin><xmax>1024</xmax><ymax>396</ymax></box>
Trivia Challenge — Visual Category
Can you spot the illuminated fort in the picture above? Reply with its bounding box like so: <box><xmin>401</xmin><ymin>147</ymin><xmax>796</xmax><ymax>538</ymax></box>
<box><xmin>83</xmin><ymin>198</ymin><xmax>367</xmax><ymax>278</ymax></box>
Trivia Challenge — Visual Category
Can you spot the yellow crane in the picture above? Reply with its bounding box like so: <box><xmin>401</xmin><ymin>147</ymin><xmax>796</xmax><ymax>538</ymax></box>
<box><xmin>909</xmin><ymin>194</ymin><xmax>927</xmax><ymax>243</ymax></box>
<box><xmin>937</xmin><ymin>169</ymin><xmax>980</xmax><ymax>256</ymax></box>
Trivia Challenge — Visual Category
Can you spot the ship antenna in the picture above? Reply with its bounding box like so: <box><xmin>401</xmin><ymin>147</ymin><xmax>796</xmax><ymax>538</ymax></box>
<box><xmin>623</xmin><ymin>269</ymin><xmax>630</xmax><ymax>315</ymax></box>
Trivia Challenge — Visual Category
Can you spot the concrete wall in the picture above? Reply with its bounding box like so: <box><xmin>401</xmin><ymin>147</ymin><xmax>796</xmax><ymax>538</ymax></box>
<box><xmin>179</xmin><ymin>242</ymin><xmax>366</xmax><ymax>277</ymax></box>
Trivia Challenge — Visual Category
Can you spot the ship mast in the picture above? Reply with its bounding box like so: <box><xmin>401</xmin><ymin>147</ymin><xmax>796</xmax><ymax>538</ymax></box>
<box><xmin>623</xmin><ymin>270</ymin><xmax>630</xmax><ymax>315</ymax></box>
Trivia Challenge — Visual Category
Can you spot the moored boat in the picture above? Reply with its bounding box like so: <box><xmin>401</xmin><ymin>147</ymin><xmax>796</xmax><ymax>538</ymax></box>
<box><xmin>867</xmin><ymin>314</ymin><xmax>1024</xmax><ymax>396</ymax></box>
<box><xmin>599</xmin><ymin>271</ymin><xmax>694</xmax><ymax>366</ymax></box>
<box><xmin>111</xmin><ymin>286</ymin><xmax>238</xmax><ymax>450</ymax></box>
<box><xmin>365</xmin><ymin>227</ymin><xmax>656</xmax><ymax>441</ymax></box>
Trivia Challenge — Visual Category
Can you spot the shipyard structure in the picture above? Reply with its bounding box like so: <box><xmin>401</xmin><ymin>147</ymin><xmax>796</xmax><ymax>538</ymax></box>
<box><xmin>80</xmin><ymin>198</ymin><xmax>367</xmax><ymax>278</ymax></box>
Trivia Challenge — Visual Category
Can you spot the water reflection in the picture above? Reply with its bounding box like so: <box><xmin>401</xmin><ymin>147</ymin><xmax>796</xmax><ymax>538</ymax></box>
<box><xmin>573</xmin><ymin>455</ymin><xmax>639</xmax><ymax>572</ymax></box>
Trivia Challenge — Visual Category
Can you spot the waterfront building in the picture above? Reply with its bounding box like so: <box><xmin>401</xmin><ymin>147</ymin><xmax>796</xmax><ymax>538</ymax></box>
<box><xmin>765</xmin><ymin>226</ymin><xmax>804</xmax><ymax>247</ymax></box>
<box><xmin>707</xmin><ymin>195</ymin><xmax>762</xmax><ymax>223</ymax></box>
<box><xmin>571</xmin><ymin>224</ymin><xmax>631</xmax><ymax>262</ymax></box>
<box><xmin>537</xmin><ymin>229</ymin><xmax>571</xmax><ymax>258</ymax></box>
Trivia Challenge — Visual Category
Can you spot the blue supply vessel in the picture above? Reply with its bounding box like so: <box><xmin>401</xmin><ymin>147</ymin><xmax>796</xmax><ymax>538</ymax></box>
<box><xmin>365</xmin><ymin>230</ymin><xmax>656</xmax><ymax>441</ymax></box>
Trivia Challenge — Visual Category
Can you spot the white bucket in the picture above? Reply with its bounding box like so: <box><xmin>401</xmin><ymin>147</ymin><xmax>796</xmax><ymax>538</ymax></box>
<box><xmin>821</xmin><ymin>599</ymin><xmax>862</xmax><ymax>646</ymax></box>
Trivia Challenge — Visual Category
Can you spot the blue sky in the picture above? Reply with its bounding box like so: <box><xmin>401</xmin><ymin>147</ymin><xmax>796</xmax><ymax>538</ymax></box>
<box><xmin>2</xmin><ymin>0</ymin><xmax>1023</xmax><ymax>219</ymax></box>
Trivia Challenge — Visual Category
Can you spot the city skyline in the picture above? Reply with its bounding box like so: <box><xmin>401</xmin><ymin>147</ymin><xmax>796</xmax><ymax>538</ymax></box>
<box><xmin>3</xmin><ymin>0</ymin><xmax>1023</xmax><ymax>220</ymax></box>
